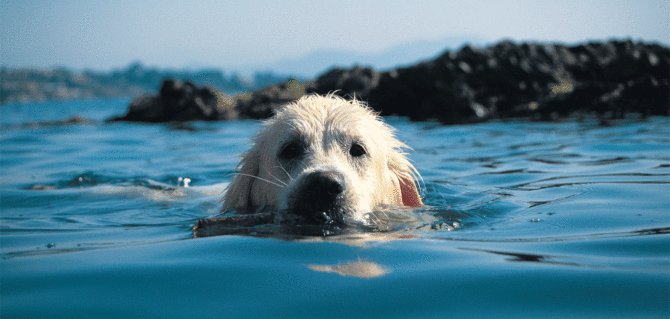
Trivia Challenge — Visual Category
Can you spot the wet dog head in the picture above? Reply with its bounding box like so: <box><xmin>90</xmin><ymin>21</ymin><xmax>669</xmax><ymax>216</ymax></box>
<box><xmin>222</xmin><ymin>94</ymin><xmax>422</xmax><ymax>224</ymax></box>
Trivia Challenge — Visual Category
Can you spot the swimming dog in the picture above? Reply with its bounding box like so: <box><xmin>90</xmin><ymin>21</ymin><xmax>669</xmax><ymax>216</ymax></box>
<box><xmin>222</xmin><ymin>94</ymin><xmax>422</xmax><ymax>225</ymax></box>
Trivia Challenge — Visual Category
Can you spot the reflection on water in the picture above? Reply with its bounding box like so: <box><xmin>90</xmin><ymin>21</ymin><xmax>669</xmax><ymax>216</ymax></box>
<box><xmin>307</xmin><ymin>259</ymin><xmax>388</xmax><ymax>278</ymax></box>
<box><xmin>1</xmin><ymin>100</ymin><xmax>668</xmax><ymax>318</ymax></box>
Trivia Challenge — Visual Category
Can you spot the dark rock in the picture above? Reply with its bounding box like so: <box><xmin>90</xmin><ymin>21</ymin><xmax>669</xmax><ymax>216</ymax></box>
<box><xmin>107</xmin><ymin>40</ymin><xmax>668</xmax><ymax>124</ymax></box>
<box><xmin>235</xmin><ymin>80</ymin><xmax>315</xmax><ymax>119</ymax></box>
<box><xmin>313</xmin><ymin>66</ymin><xmax>380</xmax><ymax>99</ymax></box>
<box><xmin>353</xmin><ymin>40</ymin><xmax>669</xmax><ymax>124</ymax></box>
<box><xmin>108</xmin><ymin>79</ymin><xmax>230</xmax><ymax>122</ymax></box>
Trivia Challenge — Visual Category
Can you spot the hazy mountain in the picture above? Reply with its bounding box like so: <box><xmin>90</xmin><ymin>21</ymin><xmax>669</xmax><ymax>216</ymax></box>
<box><xmin>0</xmin><ymin>63</ymin><xmax>295</xmax><ymax>104</ymax></box>
<box><xmin>2</xmin><ymin>36</ymin><xmax>492</xmax><ymax>103</ymax></box>
<box><xmin>246</xmin><ymin>36</ymin><xmax>489</xmax><ymax>79</ymax></box>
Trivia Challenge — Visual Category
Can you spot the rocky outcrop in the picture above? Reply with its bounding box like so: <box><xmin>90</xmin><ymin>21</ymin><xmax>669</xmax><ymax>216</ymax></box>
<box><xmin>312</xmin><ymin>66</ymin><xmax>380</xmax><ymax>98</ymax></box>
<box><xmin>235</xmin><ymin>80</ymin><xmax>315</xmax><ymax>119</ymax></box>
<box><xmin>108</xmin><ymin>79</ymin><xmax>232</xmax><ymax>122</ymax></box>
<box><xmin>107</xmin><ymin>40</ymin><xmax>668</xmax><ymax>124</ymax></box>
<box><xmin>316</xmin><ymin>40</ymin><xmax>669</xmax><ymax>123</ymax></box>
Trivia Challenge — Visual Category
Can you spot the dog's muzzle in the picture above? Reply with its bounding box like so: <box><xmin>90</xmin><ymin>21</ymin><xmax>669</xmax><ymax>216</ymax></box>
<box><xmin>288</xmin><ymin>171</ymin><xmax>346</xmax><ymax>224</ymax></box>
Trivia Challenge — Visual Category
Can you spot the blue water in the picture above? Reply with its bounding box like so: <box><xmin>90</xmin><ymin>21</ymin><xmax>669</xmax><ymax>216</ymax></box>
<box><xmin>1</xmin><ymin>99</ymin><xmax>669</xmax><ymax>318</ymax></box>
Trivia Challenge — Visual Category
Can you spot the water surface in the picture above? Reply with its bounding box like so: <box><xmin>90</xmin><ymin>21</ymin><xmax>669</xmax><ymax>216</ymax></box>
<box><xmin>1</xmin><ymin>99</ymin><xmax>668</xmax><ymax>318</ymax></box>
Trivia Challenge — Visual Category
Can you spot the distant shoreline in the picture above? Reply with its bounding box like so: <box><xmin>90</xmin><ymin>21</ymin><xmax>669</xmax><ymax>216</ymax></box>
<box><xmin>4</xmin><ymin>39</ymin><xmax>668</xmax><ymax>126</ymax></box>
<box><xmin>0</xmin><ymin>64</ymin><xmax>295</xmax><ymax>105</ymax></box>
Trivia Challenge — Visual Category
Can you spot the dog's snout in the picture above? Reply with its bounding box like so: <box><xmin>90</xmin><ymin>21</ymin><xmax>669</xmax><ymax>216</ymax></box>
<box><xmin>304</xmin><ymin>171</ymin><xmax>343</xmax><ymax>200</ymax></box>
<box><xmin>289</xmin><ymin>171</ymin><xmax>345</xmax><ymax>222</ymax></box>
<box><xmin>307</xmin><ymin>171</ymin><xmax>343</xmax><ymax>197</ymax></box>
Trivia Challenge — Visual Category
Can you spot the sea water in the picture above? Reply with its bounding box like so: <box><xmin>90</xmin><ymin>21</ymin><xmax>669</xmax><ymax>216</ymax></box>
<box><xmin>1</xmin><ymin>99</ymin><xmax>668</xmax><ymax>318</ymax></box>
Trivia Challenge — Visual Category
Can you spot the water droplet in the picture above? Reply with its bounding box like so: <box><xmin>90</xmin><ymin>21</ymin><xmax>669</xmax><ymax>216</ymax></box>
<box><xmin>177</xmin><ymin>177</ymin><xmax>191</xmax><ymax>187</ymax></box>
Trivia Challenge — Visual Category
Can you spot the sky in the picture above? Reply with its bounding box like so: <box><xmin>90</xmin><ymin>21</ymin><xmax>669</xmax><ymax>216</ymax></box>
<box><xmin>2</xmin><ymin>0</ymin><xmax>669</xmax><ymax>74</ymax></box>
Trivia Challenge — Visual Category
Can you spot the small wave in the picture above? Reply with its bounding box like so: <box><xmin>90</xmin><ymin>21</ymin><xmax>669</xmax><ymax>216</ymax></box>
<box><xmin>26</xmin><ymin>171</ymin><xmax>228</xmax><ymax>199</ymax></box>
<box><xmin>91</xmin><ymin>182</ymin><xmax>228</xmax><ymax>202</ymax></box>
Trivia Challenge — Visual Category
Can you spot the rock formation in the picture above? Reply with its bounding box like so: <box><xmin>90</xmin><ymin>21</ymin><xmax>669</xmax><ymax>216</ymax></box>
<box><xmin>234</xmin><ymin>80</ymin><xmax>315</xmax><ymax>119</ymax></box>
<box><xmin>316</xmin><ymin>40</ymin><xmax>669</xmax><ymax>123</ymax></box>
<box><xmin>109</xmin><ymin>40</ymin><xmax>669</xmax><ymax>124</ymax></box>
<box><xmin>108</xmin><ymin>79</ymin><xmax>231</xmax><ymax>122</ymax></box>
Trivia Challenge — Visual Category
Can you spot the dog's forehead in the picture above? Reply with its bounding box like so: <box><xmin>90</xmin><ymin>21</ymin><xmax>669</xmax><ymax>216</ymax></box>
<box><xmin>277</xmin><ymin>103</ymin><xmax>371</xmax><ymax>138</ymax></box>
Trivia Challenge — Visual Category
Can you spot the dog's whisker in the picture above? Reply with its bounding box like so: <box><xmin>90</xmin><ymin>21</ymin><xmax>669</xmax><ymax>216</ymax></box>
<box><xmin>236</xmin><ymin>173</ymin><xmax>286</xmax><ymax>189</ymax></box>
<box><xmin>263</xmin><ymin>167</ymin><xmax>289</xmax><ymax>187</ymax></box>
<box><xmin>275</xmin><ymin>164</ymin><xmax>293</xmax><ymax>181</ymax></box>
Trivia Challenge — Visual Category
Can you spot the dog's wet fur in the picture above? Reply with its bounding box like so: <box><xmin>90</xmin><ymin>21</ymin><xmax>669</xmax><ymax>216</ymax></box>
<box><xmin>221</xmin><ymin>94</ymin><xmax>422</xmax><ymax>226</ymax></box>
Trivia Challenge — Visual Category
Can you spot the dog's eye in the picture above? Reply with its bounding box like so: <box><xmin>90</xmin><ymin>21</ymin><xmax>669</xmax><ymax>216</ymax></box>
<box><xmin>279</xmin><ymin>142</ymin><xmax>303</xmax><ymax>159</ymax></box>
<box><xmin>349</xmin><ymin>143</ymin><xmax>366</xmax><ymax>158</ymax></box>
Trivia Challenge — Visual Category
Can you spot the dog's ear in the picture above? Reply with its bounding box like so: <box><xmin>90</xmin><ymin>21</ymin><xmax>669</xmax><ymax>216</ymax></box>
<box><xmin>399</xmin><ymin>176</ymin><xmax>422</xmax><ymax>207</ymax></box>
<box><xmin>388</xmin><ymin>155</ymin><xmax>423</xmax><ymax>208</ymax></box>
<box><xmin>221</xmin><ymin>152</ymin><xmax>259</xmax><ymax>212</ymax></box>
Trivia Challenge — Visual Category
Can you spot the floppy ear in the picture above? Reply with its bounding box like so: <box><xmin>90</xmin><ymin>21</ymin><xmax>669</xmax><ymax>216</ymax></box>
<box><xmin>221</xmin><ymin>151</ymin><xmax>259</xmax><ymax>212</ymax></box>
<box><xmin>399</xmin><ymin>176</ymin><xmax>422</xmax><ymax>207</ymax></box>
<box><xmin>387</xmin><ymin>158</ymin><xmax>423</xmax><ymax>208</ymax></box>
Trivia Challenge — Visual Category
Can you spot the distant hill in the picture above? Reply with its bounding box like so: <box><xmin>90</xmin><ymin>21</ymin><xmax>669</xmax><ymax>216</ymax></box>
<box><xmin>249</xmin><ymin>36</ymin><xmax>489</xmax><ymax>78</ymax></box>
<box><xmin>1</xmin><ymin>36</ymin><xmax>488</xmax><ymax>104</ymax></box>
<box><xmin>0</xmin><ymin>63</ymin><xmax>294</xmax><ymax>104</ymax></box>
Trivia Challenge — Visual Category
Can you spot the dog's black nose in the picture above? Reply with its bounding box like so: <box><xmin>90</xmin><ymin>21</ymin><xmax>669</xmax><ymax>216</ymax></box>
<box><xmin>291</xmin><ymin>171</ymin><xmax>344</xmax><ymax>222</ymax></box>
<box><xmin>303</xmin><ymin>171</ymin><xmax>343</xmax><ymax>202</ymax></box>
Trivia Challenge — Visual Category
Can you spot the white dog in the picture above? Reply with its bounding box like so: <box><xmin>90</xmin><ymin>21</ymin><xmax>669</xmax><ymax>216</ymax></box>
<box><xmin>222</xmin><ymin>94</ymin><xmax>422</xmax><ymax>225</ymax></box>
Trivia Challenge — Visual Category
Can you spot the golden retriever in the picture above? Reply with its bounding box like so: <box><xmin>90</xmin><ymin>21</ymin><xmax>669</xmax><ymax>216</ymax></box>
<box><xmin>222</xmin><ymin>94</ymin><xmax>422</xmax><ymax>225</ymax></box>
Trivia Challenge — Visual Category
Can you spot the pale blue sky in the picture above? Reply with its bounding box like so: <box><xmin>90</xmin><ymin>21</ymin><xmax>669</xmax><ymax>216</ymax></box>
<box><xmin>2</xmin><ymin>0</ymin><xmax>668</xmax><ymax>73</ymax></box>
